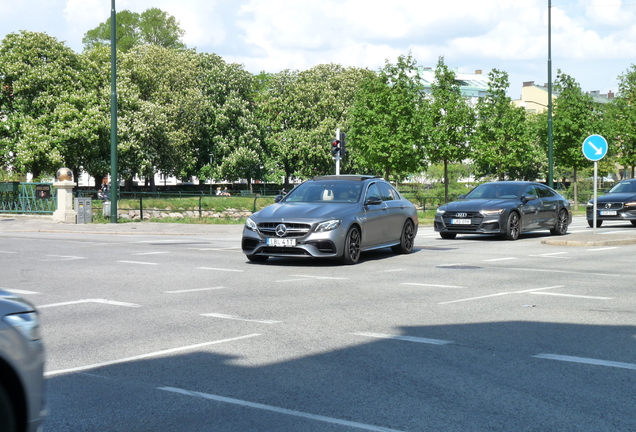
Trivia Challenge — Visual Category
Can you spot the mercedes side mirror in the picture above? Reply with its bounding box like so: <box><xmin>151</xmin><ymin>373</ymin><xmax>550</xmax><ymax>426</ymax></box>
<box><xmin>365</xmin><ymin>196</ymin><xmax>383</xmax><ymax>206</ymax></box>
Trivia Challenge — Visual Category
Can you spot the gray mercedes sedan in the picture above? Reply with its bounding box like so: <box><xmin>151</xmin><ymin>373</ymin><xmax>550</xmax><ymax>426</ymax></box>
<box><xmin>241</xmin><ymin>175</ymin><xmax>418</xmax><ymax>264</ymax></box>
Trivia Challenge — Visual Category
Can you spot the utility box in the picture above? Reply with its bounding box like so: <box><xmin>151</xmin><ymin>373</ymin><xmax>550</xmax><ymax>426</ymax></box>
<box><xmin>75</xmin><ymin>197</ymin><xmax>92</xmax><ymax>224</ymax></box>
<box><xmin>103</xmin><ymin>201</ymin><xmax>110</xmax><ymax>217</ymax></box>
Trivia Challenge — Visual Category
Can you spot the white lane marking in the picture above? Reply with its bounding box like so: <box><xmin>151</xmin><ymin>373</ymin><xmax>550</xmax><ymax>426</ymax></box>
<box><xmin>439</xmin><ymin>286</ymin><xmax>563</xmax><ymax>305</ymax></box>
<box><xmin>133</xmin><ymin>251</ymin><xmax>170</xmax><ymax>256</ymax></box>
<box><xmin>353</xmin><ymin>332</ymin><xmax>452</xmax><ymax>345</ymax></box>
<box><xmin>275</xmin><ymin>279</ymin><xmax>311</xmax><ymax>283</ymax></box>
<box><xmin>291</xmin><ymin>274</ymin><xmax>348</xmax><ymax>280</ymax></box>
<box><xmin>3</xmin><ymin>289</ymin><xmax>39</xmax><ymax>295</ymax></box>
<box><xmin>134</xmin><ymin>239</ymin><xmax>186</xmax><ymax>243</ymax></box>
<box><xmin>483</xmin><ymin>257</ymin><xmax>518</xmax><ymax>262</ymax></box>
<box><xmin>534</xmin><ymin>354</ymin><xmax>636</xmax><ymax>370</ymax></box>
<box><xmin>40</xmin><ymin>255</ymin><xmax>86</xmax><ymax>262</ymax></box>
<box><xmin>201</xmin><ymin>313</ymin><xmax>280</xmax><ymax>324</ymax></box>
<box><xmin>529</xmin><ymin>252</ymin><xmax>570</xmax><ymax>259</ymax></box>
<box><xmin>158</xmin><ymin>386</ymin><xmax>406</xmax><ymax>432</ymax></box>
<box><xmin>38</xmin><ymin>299</ymin><xmax>141</xmax><ymax>309</ymax></box>
<box><xmin>197</xmin><ymin>267</ymin><xmax>243</xmax><ymax>272</ymax></box>
<box><xmin>530</xmin><ymin>292</ymin><xmax>613</xmax><ymax>300</ymax></box>
<box><xmin>401</xmin><ymin>283</ymin><xmax>463</xmax><ymax>289</ymax></box>
<box><xmin>165</xmin><ymin>287</ymin><xmax>225</xmax><ymax>294</ymax></box>
<box><xmin>0</xmin><ymin>251</ymin><xmax>18</xmax><ymax>254</ymax></box>
<box><xmin>504</xmin><ymin>267</ymin><xmax>618</xmax><ymax>277</ymax></box>
<box><xmin>117</xmin><ymin>260</ymin><xmax>157</xmax><ymax>265</ymax></box>
<box><xmin>585</xmin><ymin>247</ymin><xmax>619</xmax><ymax>252</ymax></box>
<box><xmin>45</xmin><ymin>334</ymin><xmax>261</xmax><ymax>377</ymax></box>
<box><xmin>189</xmin><ymin>248</ymin><xmax>241</xmax><ymax>251</ymax></box>
<box><xmin>380</xmin><ymin>269</ymin><xmax>405</xmax><ymax>273</ymax></box>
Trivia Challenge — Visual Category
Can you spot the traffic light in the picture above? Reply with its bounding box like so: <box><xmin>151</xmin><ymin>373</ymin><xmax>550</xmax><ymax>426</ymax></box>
<box><xmin>331</xmin><ymin>139</ymin><xmax>341</xmax><ymax>157</ymax></box>
<box><xmin>339</xmin><ymin>131</ymin><xmax>346</xmax><ymax>155</ymax></box>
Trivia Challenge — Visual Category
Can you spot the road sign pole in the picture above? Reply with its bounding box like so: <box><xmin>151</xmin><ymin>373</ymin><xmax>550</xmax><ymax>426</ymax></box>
<box><xmin>593</xmin><ymin>161</ymin><xmax>598</xmax><ymax>235</ymax></box>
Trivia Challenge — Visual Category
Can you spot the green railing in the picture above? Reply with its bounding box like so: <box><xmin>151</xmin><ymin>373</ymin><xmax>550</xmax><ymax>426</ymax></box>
<box><xmin>0</xmin><ymin>182</ymin><xmax>57</xmax><ymax>214</ymax></box>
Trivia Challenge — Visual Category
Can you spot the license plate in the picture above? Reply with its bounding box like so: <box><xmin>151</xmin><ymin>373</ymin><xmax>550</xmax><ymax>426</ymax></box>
<box><xmin>599</xmin><ymin>210</ymin><xmax>617</xmax><ymax>216</ymax></box>
<box><xmin>450</xmin><ymin>219</ymin><xmax>471</xmax><ymax>225</ymax></box>
<box><xmin>267</xmin><ymin>238</ymin><xmax>296</xmax><ymax>247</ymax></box>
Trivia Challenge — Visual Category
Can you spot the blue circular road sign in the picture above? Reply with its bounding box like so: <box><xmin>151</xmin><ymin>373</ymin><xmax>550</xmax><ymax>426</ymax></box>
<box><xmin>582</xmin><ymin>135</ymin><xmax>608</xmax><ymax>162</ymax></box>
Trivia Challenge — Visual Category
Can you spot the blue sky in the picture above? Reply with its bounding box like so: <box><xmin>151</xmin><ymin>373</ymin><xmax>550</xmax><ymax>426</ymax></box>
<box><xmin>1</xmin><ymin>0</ymin><xmax>634</xmax><ymax>97</ymax></box>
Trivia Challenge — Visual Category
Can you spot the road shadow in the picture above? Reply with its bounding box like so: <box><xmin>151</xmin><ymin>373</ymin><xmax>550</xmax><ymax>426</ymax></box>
<box><xmin>44</xmin><ymin>320</ymin><xmax>636</xmax><ymax>432</ymax></box>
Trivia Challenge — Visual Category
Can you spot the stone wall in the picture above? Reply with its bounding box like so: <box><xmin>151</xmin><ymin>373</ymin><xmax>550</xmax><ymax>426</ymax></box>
<box><xmin>113</xmin><ymin>208</ymin><xmax>252</xmax><ymax>220</ymax></box>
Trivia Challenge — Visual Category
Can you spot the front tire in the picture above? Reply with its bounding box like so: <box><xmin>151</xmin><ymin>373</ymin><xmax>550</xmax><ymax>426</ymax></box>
<box><xmin>0</xmin><ymin>384</ymin><xmax>17</xmax><ymax>432</ymax></box>
<box><xmin>440</xmin><ymin>232</ymin><xmax>457</xmax><ymax>240</ymax></box>
<box><xmin>631</xmin><ymin>221</ymin><xmax>636</xmax><ymax>227</ymax></box>
<box><xmin>246</xmin><ymin>254</ymin><xmax>268</xmax><ymax>263</ymax></box>
<box><xmin>505</xmin><ymin>212</ymin><xmax>520</xmax><ymax>240</ymax></box>
<box><xmin>587</xmin><ymin>219</ymin><xmax>603</xmax><ymax>228</ymax></box>
<box><xmin>550</xmin><ymin>209</ymin><xmax>569</xmax><ymax>235</ymax></box>
<box><xmin>342</xmin><ymin>226</ymin><xmax>361</xmax><ymax>265</ymax></box>
<box><xmin>392</xmin><ymin>220</ymin><xmax>415</xmax><ymax>254</ymax></box>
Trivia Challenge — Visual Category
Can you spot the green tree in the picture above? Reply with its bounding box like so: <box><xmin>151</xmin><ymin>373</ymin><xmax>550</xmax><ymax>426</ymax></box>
<box><xmin>257</xmin><ymin>64</ymin><xmax>370</xmax><ymax>186</ymax></box>
<box><xmin>348</xmin><ymin>53</ymin><xmax>427</xmax><ymax>182</ymax></box>
<box><xmin>607</xmin><ymin>65</ymin><xmax>636</xmax><ymax>178</ymax></box>
<box><xmin>473</xmin><ymin>69</ymin><xmax>544</xmax><ymax>181</ymax></box>
<box><xmin>424</xmin><ymin>57</ymin><xmax>476</xmax><ymax>202</ymax></box>
<box><xmin>197</xmin><ymin>53</ymin><xmax>265</xmax><ymax>189</ymax></box>
<box><xmin>83</xmin><ymin>8</ymin><xmax>186</xmax><ymax>52</ymax></box>
<box><xmin>0</xmin><ymin>31</ymin><xmax>105</xmax><ymax>180</ymax></box>
<box><xmin>116</xmin><ymin>46</ymin><xmax>203</xmax><ymax>190</ymax></box>
<box><xmin>552</xmin><ymin>70</ymin><xmax>603</xmax><ymax>209</ymax></box>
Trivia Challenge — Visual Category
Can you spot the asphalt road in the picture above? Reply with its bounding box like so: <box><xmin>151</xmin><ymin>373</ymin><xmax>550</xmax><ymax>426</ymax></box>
<box><xmin>1</xmin><ymin>216</ymin><xmax>635</xmax><ymax>432</ymax></box>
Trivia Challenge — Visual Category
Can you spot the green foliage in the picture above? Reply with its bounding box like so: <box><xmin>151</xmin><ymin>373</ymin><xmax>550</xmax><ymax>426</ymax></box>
<box><xmin>257</xmin><ymin>64</ymin><xmax>370</xmax><ymax>184</ymax></box>
<box><xmin>348</xmin><ymin>53</ymin><xmax>427</xmax><ymax>182</ymax></box>
<box><xmin>0</xmin><ymin>31</ymin><xmax>104</xmax><ymax>179</ymax></box>
<box><xmin>606</xmin><ymin>64</ymin><xmax>636</xmax><ymax>176</ymax></box>
<box><xmin>82</xmin><ymin>8</ymin><xmax>186</xmax><ymax>52</ymax></box>
<box><xmin>197</xmin><ymin>53</ymin><xmax>265</xmax><ymax>187</ymax></box>
<box><xmin>473</xmin><ymin>69</ymin><xmax>544</xmax><ymax>181</ymax></box>
<box><xmin>424</xmin><ymin>57</ymin><xmax>476</xmax><ymax>202</ymax></box>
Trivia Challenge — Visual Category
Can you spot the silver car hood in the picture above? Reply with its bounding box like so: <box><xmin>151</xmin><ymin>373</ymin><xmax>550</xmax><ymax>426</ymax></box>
<box><xmin>254</xmin><ymin>202</ymin><xmax>355</xmax><ymax>221</ymax></box>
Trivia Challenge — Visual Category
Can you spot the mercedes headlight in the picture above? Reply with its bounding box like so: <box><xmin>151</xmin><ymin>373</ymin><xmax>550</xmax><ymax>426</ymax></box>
<box><xmin>625</xmin><ymin>201</ymin><xmax>636</xmax><ymax>207</ymax></box>
<box><xmin>4</xmin><ymin>311</ymin><xmax>41</xmax><ymax>341</ymax></box>
<box><xmin>315</xmin><ymin>219</ymin><xmax>340</xmax><ymax>232</ymax></box>
<box><xmin>245</xmin><ymin>217</ymin><xmax>258</xmax><ymax>231</ymax></box>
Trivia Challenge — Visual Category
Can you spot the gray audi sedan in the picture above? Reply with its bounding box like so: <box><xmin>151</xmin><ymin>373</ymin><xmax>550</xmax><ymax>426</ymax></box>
<box><xmin>0</xmin><ymin>289</ymin><xmax>46</xmax><ymax>432</ymax></box>
<box><xmin>242</xmin><ymin>175</ymin><xmax>418</xmax><ymax>264</ymax></box>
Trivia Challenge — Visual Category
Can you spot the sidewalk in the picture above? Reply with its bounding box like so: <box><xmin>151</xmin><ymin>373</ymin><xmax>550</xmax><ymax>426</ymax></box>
<box><xmin>3</xmin><ymin>214</ymin><xmax>636</xmax><ymax>246</ymax></box>
<box><xmin>0</xmin><ymin>214</ymin><xmax>244</xmax><ymax>236</ymax></box>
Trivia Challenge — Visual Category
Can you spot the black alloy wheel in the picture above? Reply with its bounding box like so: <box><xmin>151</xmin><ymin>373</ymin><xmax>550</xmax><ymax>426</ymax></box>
<box><xmin>505</xmin><ymin>211</ymin><xmax>520</xmax><ymax>240</ymax></box>
<box><xmin>342</xmin><ymin>226</ymin><xmax>361</xmax><ymax>264</ymax></box>
<box><xmin>550</xmin><ymin>209</ymin><xmax>569</xmax><ymax>235</ymax></box>
<box><xmin>392</xmin><ymin>220</ymin><xmax>415</xmax><ymax>254</ymax></box>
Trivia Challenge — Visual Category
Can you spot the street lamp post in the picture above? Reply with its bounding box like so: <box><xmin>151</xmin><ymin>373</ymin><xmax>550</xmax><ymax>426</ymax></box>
<box><xmin>110</xmin><ymin>0</ymin><xmax>118</xmax><ymax>222</ymax></box>
<box><xmin>547</xmin><ymin>0</ymin><xmax>554</xmax><ymax>188</ymax></box>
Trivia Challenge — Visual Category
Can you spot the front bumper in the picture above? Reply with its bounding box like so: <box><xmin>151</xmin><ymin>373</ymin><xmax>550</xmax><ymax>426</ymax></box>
<box><xmin>586</xmin><ymin>206</ymin><xmax>636</xmax><ymax>222</ymax></box>
<box><xmin>434</xmin><ymin>212</ymin><xmax>505</xmax><ymax>235</ymax></box>
<box><xmin>242</xmin><ymin>226</ymin><xmax>345</xmax><ymax>258</ymax></box>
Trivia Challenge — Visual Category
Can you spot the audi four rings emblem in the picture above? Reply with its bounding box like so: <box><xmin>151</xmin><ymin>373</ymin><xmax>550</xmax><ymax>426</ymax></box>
<box><xmin>275</xmin><ymin>224</ymin><xmax>288</xmax><ymax>237</ymax></box>
<box><xmin>605</xmin><ymin>203</ymin><xmax>612</xmax><ymax>209</ymax></box>
<box><xmin>456</xmin><ymin>212</ymin><xmax>468</xmax><ymax>218</ymax></box>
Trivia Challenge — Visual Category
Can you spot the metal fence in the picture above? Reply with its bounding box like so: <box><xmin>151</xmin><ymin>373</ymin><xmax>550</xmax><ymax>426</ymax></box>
<box><xmin>0</xmin><ymin>182</ymin><xmax>57</xmax><ymax>214</ymax></box>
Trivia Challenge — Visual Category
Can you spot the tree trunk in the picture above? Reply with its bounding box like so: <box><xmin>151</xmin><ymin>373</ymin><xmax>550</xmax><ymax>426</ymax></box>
<box><xmin>444</xmin><ymin>159</ymin><xmax>449</xmax><ymax>204</ymax></box>
<box><xmin>573</xmin><ymin>166</ymin><xmax>578</xmax><ymax>211</ymax></box>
